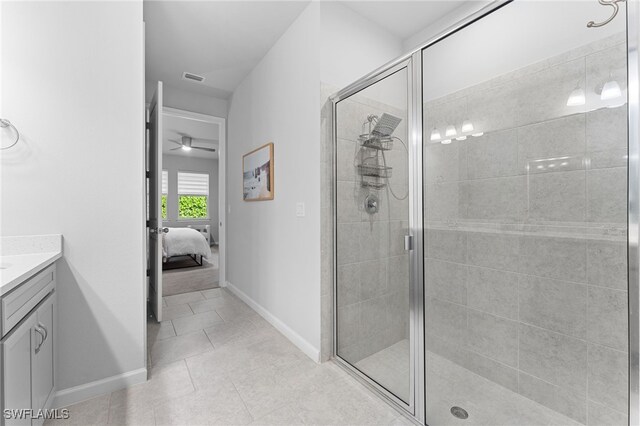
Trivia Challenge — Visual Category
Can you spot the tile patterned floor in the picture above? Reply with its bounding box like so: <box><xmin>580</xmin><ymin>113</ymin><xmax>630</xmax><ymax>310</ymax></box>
<box><xmin>46</xmin><ymin>288</ymin><xmax>410</xmax><ymax>426</ymax></box>
<box><xmin>46</xmin><ymin>287</ymin><xmax>592</xmax><ymax>426</ymax></box>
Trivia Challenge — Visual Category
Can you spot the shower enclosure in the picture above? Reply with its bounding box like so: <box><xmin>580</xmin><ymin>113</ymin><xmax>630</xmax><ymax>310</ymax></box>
<box><xmin>331</xmin><ymin>1</ymin><xmax>639</xmax><ymax>425</ymax></box>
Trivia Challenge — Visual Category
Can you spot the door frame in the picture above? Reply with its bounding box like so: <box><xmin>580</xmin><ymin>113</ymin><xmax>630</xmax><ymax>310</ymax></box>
<box><xmin>161</xmin><ymin>106</ymin><xmax>227</xmax><ymax>287</ymax></box>
<box><xmin>330</xmin><ymin>57</ymin><xmax>422</xmax><ymax>419</ymax></box>
<box><xmin>145</xmin><ymin>103</ymin><xmax>227</xmax><ymax>296</ymax></box>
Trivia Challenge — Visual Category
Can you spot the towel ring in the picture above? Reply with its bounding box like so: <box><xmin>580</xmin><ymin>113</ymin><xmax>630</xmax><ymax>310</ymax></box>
<box><xmin>0</xmin><ymin>118</ymin><xmax>20</xmax><ymax>150</ymax></box>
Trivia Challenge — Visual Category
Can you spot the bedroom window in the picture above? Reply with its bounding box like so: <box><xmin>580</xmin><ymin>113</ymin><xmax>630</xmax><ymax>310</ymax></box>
<box><xmin>178</xmin><ymin>171</ymin><xmax>209</xmax><ymax>219</ymax></box>
<box><xmin>161</xmin><ymin>170</ymin><xmax>168</xmax><ymax>219</ymax></box>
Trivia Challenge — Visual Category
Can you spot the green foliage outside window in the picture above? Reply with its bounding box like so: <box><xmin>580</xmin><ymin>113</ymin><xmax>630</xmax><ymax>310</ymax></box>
<box><xmin>161</xmin><ymin>195</ymin><xmax>167</xmax><ymax>219</ymax></box>
<box><xmin>179</xmin><ymin>195</ymin><xmax>208</xmax><ymax>218</ymax></box>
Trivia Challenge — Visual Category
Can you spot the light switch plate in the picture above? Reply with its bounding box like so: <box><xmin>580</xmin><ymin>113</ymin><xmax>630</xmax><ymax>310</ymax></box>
<box><xmin>296</xmin><ymin>202</ymin><xmax>305</xmax><ymax>217</ymax></box>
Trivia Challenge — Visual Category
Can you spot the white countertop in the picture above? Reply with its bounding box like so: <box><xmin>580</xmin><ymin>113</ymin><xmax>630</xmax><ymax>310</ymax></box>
<box><xmin>0</xmin><ymin>235</ymin><xmax>63</xmax><ymax>296</ymax></box>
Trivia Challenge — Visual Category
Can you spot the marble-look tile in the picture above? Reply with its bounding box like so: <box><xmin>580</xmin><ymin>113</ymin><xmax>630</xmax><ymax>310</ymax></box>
<box><xmin>108</xmin><ymin>403</ymin><xmax>155</xmax><ymax>426</ymax></box>
<box><xmin>519</xmin><ymin>235</ymin><xmax>586</xmax><ymax>282</ymax></box>
<box><xmin>337</xmin><ymin>263</ymin><xmax>360</xmax><ymax>307</ymax></box>
<box><xmin>587</xmin><ymin>286</ymin><xmax>628</xmax><ymax>351</ymax></box>
<box><xmin>388</xmin><ymin>221</ymin><xmax>408</xmax><ymax>257</ymax></box>
<box><xmin>425</xmin><ymin>297</ymin><xmax>467</xmax><ymax>345</ymax></box>
<box><xmin>163</xmin><ymin>291</ymin><xmax>204</xmax><ymax>306</ymax></box>
<box><xmin>293</xmin><ymin>377</ymin><xmax>399</xmax><ymax>426</ymax></box>
<box><xmin>426</xmin><ymin>258</ymin><xmax>467</xmax><ymax>305</ymax></box>
<box><xmin>336</xmin><ymin>138</ymin><xmax>358</xmax><ymax>182</ymax></box>
<box><xmin>527</xmin><ymin>170</ymin><xmax>586</xmax><ymax>222</ymax></box>
<box><xmin>466</xmin><ymin>129</ymin><xmax>519</xmax><ymax>179</ymax></box>
<box><xmin>249</xmin><ymin>405</ymin><xmax>304</xmax><ymax>426</ymax></box>
<box><xmin>588</xmin><ymin>344</ymin><xmax>628</xmax><ymax>414</ymax></box>
<box><xmin>466</xmin><ymin>310</ymin><xmax>518</xmax><ymax>367</ymax></box>
<box><xmin>518</xmin><ymin>324</ymin><xmax>587</xmax><ymax>395</ymax></box>
<box><xmin>587</xmin><ymin>240</ymin><xmax>628</xmax><ymax>290</ymax></box>
<box><xmin>519</xmin><ymin>275</ymin><xmax>587</xmax><ymax>338</ymax></box>
<box><xmin>109</xmin><ymin>360</ymin><xmax>195</xmax><ymax>418</ymax></box>
<box><xmin>201</xmin><ymin>288</ymin><xmax>223</xmax><ymax>299</ymax></box>
<box><xmin>337</xmin><ymin>304</ymin><xmax>360</xmax><ymax>352</ymax></box>
<box><xmin>518</xmin><ymin>372</ymin><xmax>586</xmax><ymax>424</ymax></box>
<box><xmin>388</xmin><ymin>255</ymin><xmax>409</xmax><ymax>293</ymax></box>
<box><xmin>459</xmin><ymin>176</ymin><xmax>526</xmax><ymax>222</ymax></box>
<box><xmin>461</xmin><ymin>350</ymin><xmax>519</xmax><ymax>394</ymax></box>
<box><xmin>231</xmin><ymin>357</ymin><xmax>341</xmax><ymax>419</ymax></box>
<box><xmin>466</xmin><ymin>231</ymin><xmax>519</xmax><ymax>272</ymax></box>
<box><xmin>336</xmin><ymin>180</ymin><xmax>362</xmax><ymax>224</ymax></box>
<box><xmin>466</xmin><ymin>266</ymin><xmax>518</xmax><ymax>320</ymax></box>
<box><xmin>587</xmin><ymin>400</ymin><xmax>628</xmax><ymax>426</ymax></box>
<box><xmin>586</xmin><ymin>105</ymin><xmax>627</xmax><ymax>153</ymax></box>
<box><xmin>587</xmin><ymin>167</ymin><xmax>627</xmax><ymax>224</ymax></box>
<box><xmin>153</xmin><ymin>380</ymin><xmax>252</xmax><ymax>426</ymax></box>
<box><xmin>359</xmin><ymin>221</ymin><xmax>390</xmax><ymax>262</ymax></box>
<box><xmin>424</xmin><ymin>140</ymin><xmax>463</xmax><ymax>184</ymax></box>
<box><xmin>150</xmin><ymin>331</ymin><xmax>213</xmax><ymax>366</ymax></box>
<box><xmin>425</xmin><ymin>182</ymin><xmax>459</xmax><ymax>221</ymax></box>
<box><xmin>214</xmin><ymin>301</ymin><xmax>261</xmax><ymax>323</ymax></box>
<box><xmin>426</xmin><ymin>229</ymin><xmax>467</xmax><ymax>264</ymax></box>
<box><xmin>161</xmin><ymin>303</ymin><xmax>193</xmax><ymax>321</ymax></box>
<box><xmin>171</xmin><ymin>310</ymin><xmax>225</xmax><ymax>335</ymax></box>
<box><xmin>360</xmin><ymin>259</ymin><xmax>388</xmax><ymax>300</ymax></box>
<box><xmin>147</xmin><ymin>320</ymin><xmax>176</xmax><ymax>343</ymax></box>
<box><xmin>189</xmin><ymin>295</ymin><xmax>235</xmax><ymax>314</ymax></box>
<box><xmin>46</xmin><ymin>394</ymin><xmax>110</xmax><ymax>426</ymax></box>
<box><xmin>517</xmin><ymin>114</ymin><xmax>586</xmax><ymax>173</ymax></box>
<box><xmin>204</xmin><ymin>318</ymin><xmax>262</xmax><ymax>348</ymax></box>
<box><xmin>336</xmin><ymin>223</ymin><xmax>359</xmax><ymax>265</ymax></box>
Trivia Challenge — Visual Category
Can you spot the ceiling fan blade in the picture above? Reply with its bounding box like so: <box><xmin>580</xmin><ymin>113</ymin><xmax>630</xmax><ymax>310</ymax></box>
<box><xmin>168</xmin><ymin>140</ymin><xmax>182</xmax><ymax>145</ymax></box>
<box><xmin>192</xmin><ymin>137</ymin><xmax>218</xmax><ymax>143</ymax></box>
<box><xmin>170</xmin><ymin>147</ymin><xmax>182</xmax><ymax>151</ymax></box>
<box><xmin>192</xmin><ymin>146</ymin><xmax>217</xmax><ymax>152</ymax></box>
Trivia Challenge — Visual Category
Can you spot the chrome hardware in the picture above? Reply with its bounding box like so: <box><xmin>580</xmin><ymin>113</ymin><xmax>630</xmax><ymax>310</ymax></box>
<box><xmin>587</xmin><ymin>0</ymin><xmax>626</xmax><ymax>28</ymax></box>
<box><xmin>0</xmin><ymin>118</ymin><xmax>20</xmax><ymax>150</ymax></box>
<box><xmin>404</xmin><ymin>235</ymin><xmax>413</xmax><ymax>251</ymax></box>
<box><xmin>364</xmin><ymin>194</ymin><xmax>379</xmax><ymax>214</ymax></box>
<box><xmin>34</xmin><ymin>324</ymin><xmax>47</xmax><ymax>354</ymax></box>
<box><xmin>150</xmin><ymin>227</ymin><xmax>169</xmax><ymax>234</ymax></box>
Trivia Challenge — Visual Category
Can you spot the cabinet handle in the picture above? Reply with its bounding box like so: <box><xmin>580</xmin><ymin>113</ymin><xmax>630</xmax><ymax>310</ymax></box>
<box><xmin>34</xmin><ymin>326</ymin><xmax>45</xmax><ymax>354</ymax></box>
<box><xmin>38</xmin><ymin>322</ymin><xmax>48</xmax><ymax>342</ymax></box>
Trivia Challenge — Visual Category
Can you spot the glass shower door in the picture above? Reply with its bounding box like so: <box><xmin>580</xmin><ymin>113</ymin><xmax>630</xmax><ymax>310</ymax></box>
<box><xmin>422</xmin><ymin>2</ymin><xmax>629</xmax><ymax>425</ymax></box>
<box><xmin>334</xmin><ymin>65</ymin><xmax>414</xmax><ymax>407</ymax></box>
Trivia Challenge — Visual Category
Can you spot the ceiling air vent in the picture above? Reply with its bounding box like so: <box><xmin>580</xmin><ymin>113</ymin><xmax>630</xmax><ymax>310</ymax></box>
<box><xmin>182</xmin><ymin>72</ymin><xmax>205</xmax><ymax>83</ymax></box>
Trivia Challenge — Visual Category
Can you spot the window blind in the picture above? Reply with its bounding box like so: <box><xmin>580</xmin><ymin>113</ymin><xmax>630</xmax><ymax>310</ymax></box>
<box><xmin>162</xmin><ymin>170</ymin><xmax>168</xmax><ymax>195</ymax></box>
<box><xmin>178</xmin><ymin>172</ymin><xmax>209</xmax><ymax>195</ymax></box>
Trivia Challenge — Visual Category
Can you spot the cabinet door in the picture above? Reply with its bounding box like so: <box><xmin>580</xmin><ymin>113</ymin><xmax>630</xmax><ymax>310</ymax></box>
<box><xmin>1</xmin><ymin>314</ymin><xmax>35</xmax><ymax>426</ymax></box>
<box><xmin>31</xmin><ymin>295</ymin><xmax>54</xmax><ymax>418</ymax></box>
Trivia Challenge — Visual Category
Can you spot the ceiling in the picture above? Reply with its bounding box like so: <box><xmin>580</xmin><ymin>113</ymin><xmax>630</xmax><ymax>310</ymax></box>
<box><xmin>163</xmin><ymin>113</ymin><xmax>219</xmax><ymax>160</ymax></box>
<box><xmin>144</xmin><ymin>1</ymin><xmax>310</xmax><ymax>99</ymax></box>
<box><xmin>339</xmin><ymin>1</ymin><xmax>470</xmax><ymax>40</ymax></box>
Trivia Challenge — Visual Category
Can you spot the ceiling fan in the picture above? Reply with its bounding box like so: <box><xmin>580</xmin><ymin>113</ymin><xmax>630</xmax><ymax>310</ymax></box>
<box><xmin>169</xmin><ymin>135</ymin><xmax>216</xmax><ymax>153</ymax></box>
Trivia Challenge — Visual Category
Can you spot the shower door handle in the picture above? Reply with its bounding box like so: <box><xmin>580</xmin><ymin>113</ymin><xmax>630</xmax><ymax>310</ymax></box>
<box><xmin>404</xmin><ymin>235</ymin><xmax>413</xmax><ymax>251</ymax></box>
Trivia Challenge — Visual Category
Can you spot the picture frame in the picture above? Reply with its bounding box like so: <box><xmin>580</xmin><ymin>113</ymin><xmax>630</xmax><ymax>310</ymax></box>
<box><xmin>242</xmin><ymin>142</ymin><xmax>274</xmax><ymax>201</ymax></box>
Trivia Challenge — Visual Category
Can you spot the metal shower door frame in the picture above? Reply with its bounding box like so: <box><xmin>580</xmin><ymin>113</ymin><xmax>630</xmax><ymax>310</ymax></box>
<box><xmin>331</xmin><ymin>56</ymin><xmax>423</xmax><ymax>421</ymax></box>
<box><xmin>330</xmin><ymin>0</ymin><xmax>640</xmax><ymax>424</ymax></box>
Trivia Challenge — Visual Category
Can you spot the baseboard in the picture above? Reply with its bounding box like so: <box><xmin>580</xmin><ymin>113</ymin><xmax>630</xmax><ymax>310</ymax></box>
<box><xmin>225</xmin><ymin>281</ymin><xmax>320</xmax><ymax>362</ymax></box>
<box><xmin>52</xmin><ymin>367</ymin><xmax>147</xmax><ymax>408</ymax></box>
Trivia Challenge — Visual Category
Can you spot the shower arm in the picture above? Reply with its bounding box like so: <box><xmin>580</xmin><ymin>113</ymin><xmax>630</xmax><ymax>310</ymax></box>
<box><xmin>587</xmin><ymin>0</ymin><xmax>626</xmax><ymax>28</ymax></box>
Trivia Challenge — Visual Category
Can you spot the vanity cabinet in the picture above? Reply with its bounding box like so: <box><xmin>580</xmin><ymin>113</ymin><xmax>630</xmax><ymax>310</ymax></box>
<box><xmin>1</xmin><ymin>265</ymin><xmax>56</xmax><ymax>426</ymax></box>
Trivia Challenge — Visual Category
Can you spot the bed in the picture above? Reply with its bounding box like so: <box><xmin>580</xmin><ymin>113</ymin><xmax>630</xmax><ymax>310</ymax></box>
<box><xmin>162</xmin><ymin>227</ymin><xmax>212</xmax><ymax>269</ymax></box>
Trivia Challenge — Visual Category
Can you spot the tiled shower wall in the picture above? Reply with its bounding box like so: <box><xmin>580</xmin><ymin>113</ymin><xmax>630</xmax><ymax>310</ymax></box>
<box><xmin>423</xmin><ymin>33</ymin><xmax>628</xmax><ymax>424</ymax></box>
<box><xmin>334</xmin><ymin>93</ymin><xmax>410</xmax><ymax>365</ymax></box>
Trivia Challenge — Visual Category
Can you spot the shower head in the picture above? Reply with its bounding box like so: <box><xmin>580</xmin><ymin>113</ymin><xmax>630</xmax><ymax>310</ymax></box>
<box><xmin>372</xmin><ymin>113</ymin><xmax>402</xmax><ymax>137</ymax></box>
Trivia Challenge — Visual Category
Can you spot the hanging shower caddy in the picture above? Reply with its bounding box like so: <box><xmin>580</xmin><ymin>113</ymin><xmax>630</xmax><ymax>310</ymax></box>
<box><xmin>357</xmin><ymin>113</ymin><xmax>401</xmax><ymax>189</ymax></box>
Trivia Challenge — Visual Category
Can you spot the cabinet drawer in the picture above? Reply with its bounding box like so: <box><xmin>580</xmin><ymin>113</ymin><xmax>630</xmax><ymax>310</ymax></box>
<box><xmin>2</xmin><ymin>265</ymin><xmax>55</xmax><ymax>337</ymax></box>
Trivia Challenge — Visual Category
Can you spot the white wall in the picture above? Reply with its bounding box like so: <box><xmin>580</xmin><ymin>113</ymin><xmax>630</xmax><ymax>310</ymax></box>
<box><xmin>145</xmin><ymin>80</ymin><xmax>228</xmax><ymax>119</ymax></box>
<box><xmin>1</xmin><ymin>0</ymin><xmax>145</xmax><ymax>396</ymax></box>
<box><xmin>162</xmin><ymin>154</ymin><xmax>219</xmax><ymax>242</ymax></box>
<box><xmin>226</xmin><ymin>3</ymin><xmax>322</xmax><ymax>359</ymax></box>
<box><xmin>320</xmin><ymin>2</ymin><xmax>403</xmax><ymax>90</ymax></box>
